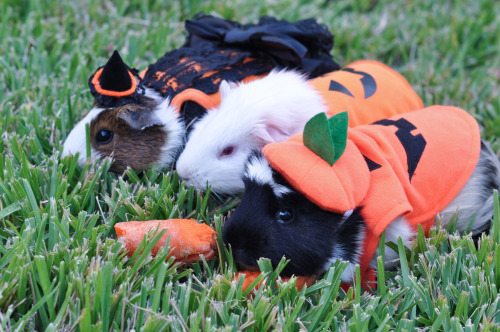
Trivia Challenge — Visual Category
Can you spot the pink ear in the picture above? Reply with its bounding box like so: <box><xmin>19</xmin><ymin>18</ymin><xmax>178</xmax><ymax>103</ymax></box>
<box><xmin>253</xmin><ymin>123</ymin><xmax>293</xmax><ymax>145</ymax></box>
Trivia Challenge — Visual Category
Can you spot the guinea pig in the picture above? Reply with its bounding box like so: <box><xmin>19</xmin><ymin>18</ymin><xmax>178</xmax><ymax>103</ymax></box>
<box><xmin>62</xmin><ymin>51</ymin><xmax>184</xmax><ymax>173</ymax></box>
<box><xmin>175</xmin><ymin>60</ymin><xmax>423</xmax><ymax>195</ymax></box>
<box><xmin>222</xmin><ymin>106</ymin><xmax>500</xmax><ymax>285</ymax></box>
<box><xmin>175</xmin><ymin>70</ymin><xmax>326</xmax><ymax>194</ymax></box>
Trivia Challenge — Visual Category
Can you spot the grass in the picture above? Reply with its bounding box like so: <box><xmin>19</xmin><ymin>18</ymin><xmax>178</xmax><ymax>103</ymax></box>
<box><xmin>1</xmin><ymin>0</ymin><xmax>500</xmax><ymax>330</ymax></box>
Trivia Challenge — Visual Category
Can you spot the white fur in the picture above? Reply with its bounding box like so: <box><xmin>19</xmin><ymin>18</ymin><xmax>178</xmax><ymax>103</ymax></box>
<box><xmin>244</xmin><ymin>153</ymin><xmax>291</xmax><ymax>197</ymax></box>
<box><xmin>129</xmin><ymin>88</ymin><xmax>184</xmax><ymax>169</ymax></box>
<box><xmin>175</xmin><ymin>69</ymin><xmax>327</xmax><ymax>194</ymax></box>
<box><xmin>152</xmin><ymin>96</ymin><xmax>184</xmax><ymax>169</ymax></box>
<box><xmin>368</xmin><ymin>216</ymin><xmax>415</xmax><ymax>271</ymax></box>
<box><xmin>325</xmin><ymin>220</ymin><xmax>365</xmax><ymax>283</ymax></box>
<box><xmin>62</xmin><ymin>106</ymin><xmax>106</xmax><ymax>167</ymax></box>
<box><xmin>62</xmin><ymin>87</ymin><xmax>183</xmax><ymax>170</ymax></box>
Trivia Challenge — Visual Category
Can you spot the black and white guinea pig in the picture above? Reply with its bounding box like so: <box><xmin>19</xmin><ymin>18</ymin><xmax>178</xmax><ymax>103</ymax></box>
<box><xmin>175</xmin><ymin>70</ymin><xmax>326</xmax><ymax>194</ymax></box>
<box><xmin>223</xmin><ymin>141</ymin><xmax>500</xmax><ymax>283</ymax></box>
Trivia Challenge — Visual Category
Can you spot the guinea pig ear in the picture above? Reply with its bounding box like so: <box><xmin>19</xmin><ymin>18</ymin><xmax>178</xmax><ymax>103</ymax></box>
<box><xmin>253</xmin><ymin>122</ymin><xmax>293</xmax><ymax>144</ymax></box>
<box><xmin>117</xmin><ymin>108</ymin><xmax>165</xmax><ymax>130</ymax></box>
<box><xmin>219</xmin><ymin>80</ymin><xmax>237</xmax><ymax>100</ymax></box>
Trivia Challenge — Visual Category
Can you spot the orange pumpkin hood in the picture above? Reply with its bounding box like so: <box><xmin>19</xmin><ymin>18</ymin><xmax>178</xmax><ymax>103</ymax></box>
<box><xmin>263</xmin><ymin>133</ymin><xmax>370</xmax><ymax>213</ymax></box>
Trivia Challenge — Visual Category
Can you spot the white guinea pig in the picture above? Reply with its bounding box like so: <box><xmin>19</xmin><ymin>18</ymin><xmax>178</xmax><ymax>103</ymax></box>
<box><xmin>175</xmin><ymin>60</ymin><xmax>424</xmax><ymax>195</ymax></box>
<box><xmin>175</xmin><ymin>70</ymin><xmax>326</xmax><ymax>194</ymax></box>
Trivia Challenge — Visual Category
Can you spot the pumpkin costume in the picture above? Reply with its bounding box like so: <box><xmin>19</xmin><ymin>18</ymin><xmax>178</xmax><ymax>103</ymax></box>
<box><xmin>311</xmin><ymin>60</ymin><xmax>423</xmax><ymax>126</ymax></box>
<box><xmin>263</xmin><ymin>106</ymin><xmax>481</xmax><ymax>289</ymax></box>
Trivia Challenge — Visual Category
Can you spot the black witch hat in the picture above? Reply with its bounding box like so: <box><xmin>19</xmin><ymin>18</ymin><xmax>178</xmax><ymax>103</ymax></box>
<box><xmin>88</xmin><ymin>50</ymin><xmax>145</xmax><ymax>107</ymax></box>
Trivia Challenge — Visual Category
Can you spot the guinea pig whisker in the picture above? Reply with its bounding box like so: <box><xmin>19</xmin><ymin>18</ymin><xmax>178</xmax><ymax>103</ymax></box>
<box><xmin>208</xmin><ymin>191</ymin><xmax>225</xmax><ymax>204</ymax></box>
<box><xmin>208</xmin><ymin>195</ymin><xmax>240</xmax><ymax>215</ymax></box>
<box><xmin>338</xmin><ymin>209</ymin><xmax>353</xmax><ymax>228</ymax></box>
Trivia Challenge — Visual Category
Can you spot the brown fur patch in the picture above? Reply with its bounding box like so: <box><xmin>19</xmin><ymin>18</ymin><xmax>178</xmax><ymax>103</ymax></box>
<box><xmin>90</xmin><ymin>100</ymin><xmax>167</xmax><ymax>173</ymax></box>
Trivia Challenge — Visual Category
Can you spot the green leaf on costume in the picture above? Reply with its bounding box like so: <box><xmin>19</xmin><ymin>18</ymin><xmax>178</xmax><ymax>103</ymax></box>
<box><xmin>304</xmin><ymin>113</ymin><xmax>335</xmax><ymax>165</ymax></box>
<box><xmin>303</xmin><ymin>112</ymin><xmax>348</xmax><ymax>166</ymax></box>
<box><xmin>328</xmin><ymin>111</ymin><xmax>348</xmax><ymax>162</ymax></box>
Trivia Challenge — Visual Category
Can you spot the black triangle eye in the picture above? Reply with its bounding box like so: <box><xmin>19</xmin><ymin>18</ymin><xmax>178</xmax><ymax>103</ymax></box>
<box><xmin>276</xmin><ymin>208</ymin><xmax>294</xmax><ymax>224</ymax></box>
<box><xmin>95</xmin><ymin>129</ymin><xmax>114</xmax><ymax>144</ymax></box>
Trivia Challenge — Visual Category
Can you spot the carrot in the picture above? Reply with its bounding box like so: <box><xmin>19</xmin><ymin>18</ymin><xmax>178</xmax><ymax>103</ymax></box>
<box><xmin>235</xmin><ymin>270</ymin><xmax>314</xmax><ymax>293</ymax></box>
<box><xmin>114</xmin><ymin>219</ymin><xmax>217</xmax><ymax>264</ymax></box>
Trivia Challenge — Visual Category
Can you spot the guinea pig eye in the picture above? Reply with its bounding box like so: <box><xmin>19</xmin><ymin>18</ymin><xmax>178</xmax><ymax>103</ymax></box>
<box><xmin>220</xmin><ymin>146</ymin><xmax>235</xmax><ymax>157</ymax></box>
<box><xmin>95</xmin><ymin>129</ymin><xmax>114</xmax><ymax>145</ymax></box>
<box><xmin>276</xmin><ymin>208</ymin><xmax>294</xmax><ymax>224</ymax></box>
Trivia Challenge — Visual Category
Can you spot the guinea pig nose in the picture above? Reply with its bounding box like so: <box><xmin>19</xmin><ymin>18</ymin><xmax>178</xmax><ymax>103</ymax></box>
<box><xmin>176</xmin><ymin>168</ymin><xmax>191</xmax><ymax>181</ymax></box>
<box><xmin>180</xmin><ymin>171</ymin><xmax>191</xmax><ymax>181</ymax></box>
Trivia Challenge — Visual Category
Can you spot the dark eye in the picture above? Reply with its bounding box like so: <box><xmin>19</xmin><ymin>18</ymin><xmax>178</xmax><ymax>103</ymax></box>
<box><xmin>276</xmin><ymin>208</ymin><xmax>294</xmax><ymax>224</ymax></box>
<box><xmin>220</xmin><ymin>146</ymin><xmax>235</xmax><ymax>157</ymax></box>
<box><xmin>95</xmin><ymin>129</ymin><xmax>114</xmax><ymax>144</ymax></box>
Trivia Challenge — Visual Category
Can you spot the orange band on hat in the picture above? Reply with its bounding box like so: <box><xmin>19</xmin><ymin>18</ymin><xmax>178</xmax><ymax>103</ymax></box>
<box><xmin>170</xmin><ymin>88</ymin><xmax>221</xmax><ymax>113</ymax></box>
<box><xmin>91</xmin><ymin>68</ymin><xmax>138</xmax><ymax>98</ymax></box>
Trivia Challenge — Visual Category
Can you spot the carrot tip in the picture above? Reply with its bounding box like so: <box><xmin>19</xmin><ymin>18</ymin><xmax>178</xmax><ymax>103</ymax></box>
<box><xmin>114</xmin><ymin>219</ymin><xmax>217</xmax><ymax>264</ymax></box>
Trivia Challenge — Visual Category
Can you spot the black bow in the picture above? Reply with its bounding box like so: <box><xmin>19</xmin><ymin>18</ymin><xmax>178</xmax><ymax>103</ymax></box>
<box><xmin>184</xmin><ymin>14</ymin><xmax>340</xmax><ymax>78</ymax></box>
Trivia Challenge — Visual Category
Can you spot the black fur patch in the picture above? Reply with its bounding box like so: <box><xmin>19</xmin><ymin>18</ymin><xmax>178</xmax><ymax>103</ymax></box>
<box><xmin>180</xmin><ymin>101</ymin><xmax>209</xmax><ymax>133</ymax></box>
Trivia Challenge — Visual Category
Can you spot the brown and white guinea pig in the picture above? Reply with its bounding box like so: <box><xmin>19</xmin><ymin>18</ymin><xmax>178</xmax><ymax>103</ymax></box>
<box><xmin>176</xmin><ymin>60</ymin><xmax>423</xmax><ymax>195</ymax></box>
<box><xmin>222</xmin><ymin>106</ymin><xmax>500</xmax><ymax>284</ymax></box>
<box><xmin>62</xmin><ymin>51</ymin><xmax>183</xmax><ymax>173</ymax></box>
